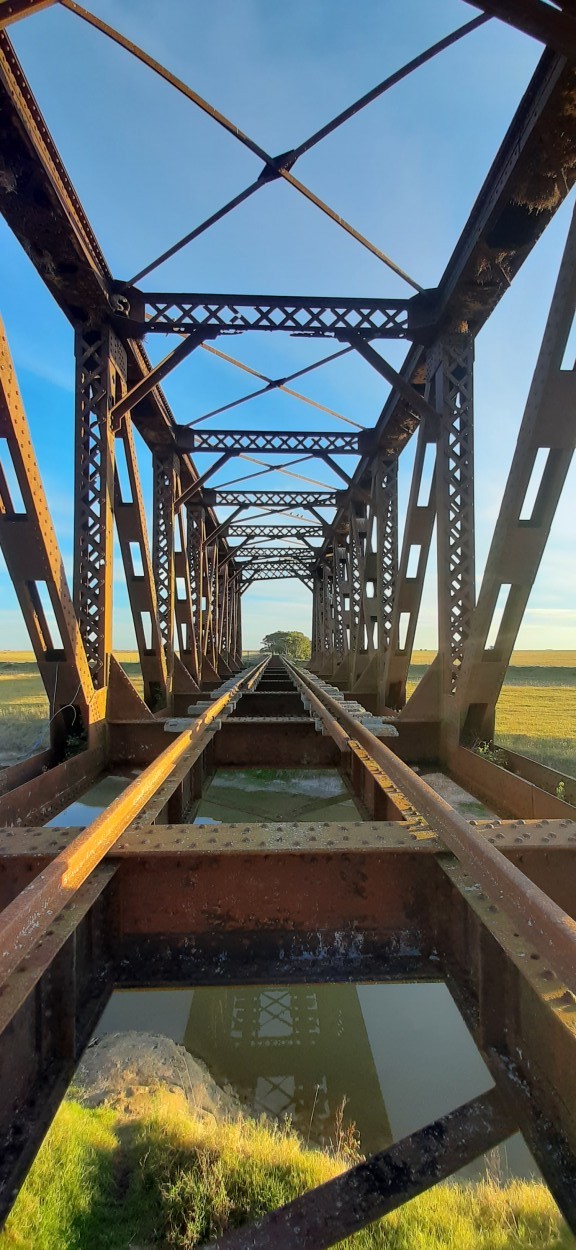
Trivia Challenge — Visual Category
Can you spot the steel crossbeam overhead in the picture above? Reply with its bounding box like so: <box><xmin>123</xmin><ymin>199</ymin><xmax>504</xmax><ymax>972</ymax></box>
<box><xmin>115</xmin><ymin>291</ymin><xmax>416</xmax><ymax>340</ymax></box>
<box><xmin>175</xmin><ymin>429</ymin><xmax>361</xmax><ymax>455</ymax></box>
<box><xmin>199</xmin><ymin>489</ymin><xmax>342</xmax><ymax>510</ymax></box>
<box><xmin>228</xmin><ymin>524</ymin><xmax>324</xmax><ymax>542</ymax></box>
<box><xmin>242</xmin><ymin>562</ymin><xmax>314</xmax><ymax>586</ymax></box>
<box><xmin>464</xmin><ymin>1</ymin><xmax>576</xmax><ymax>58</ymax></box>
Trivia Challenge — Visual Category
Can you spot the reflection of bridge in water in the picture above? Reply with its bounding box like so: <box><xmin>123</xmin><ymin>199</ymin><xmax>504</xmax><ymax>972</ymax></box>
<box><xmin>184</xmin><ymin>984</ymin><xmax>391</xmax><ymax>1154</ymax></box>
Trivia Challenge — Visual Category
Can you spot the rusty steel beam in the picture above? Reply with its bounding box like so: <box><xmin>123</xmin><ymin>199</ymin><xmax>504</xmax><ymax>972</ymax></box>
<box><xmin>201</xmin><ymin>489</ymin><xmax>341</xmax><ymax>509</ymax></box>
<box><xmin>175</xmin><ymin>428</ymin><xmax>361</xmax><ymax>455</ymax></box>
<box><xmin>0</xmin><ymin>35</ymin><xmax>227</xmax><ymax>542</ymax></box>
<box><xmin>317</xmin><ymin>48</ymin><xmax>576</xmax><ymax>560</ymax></box>
<box><xmin>210</xmin><ymin>1090</ymin><xmax>511</xmax><ymax>1250</ymax></box>
<box><xmin>110</xmin><ymin>330</ymin><xmax>212</xmax><ymax>426</ymax></box>
<box><xmin>229</xmin><ymin>524</ymin><xmax>323</xmax><ymax>542</ymax></box>
<box><xmin>456</xmin><ymin>201</ymin><xmax>576</xmax><ymax>743</ymax></box>
<box><xmin>0</xmin><ymin>0</ymin><xmax>55</xmax><ymax>27</ymax></box>
<box><xmin>114</xmin><ymin>417</ymin><xmax>169</xmax><ymax>711</ymax></box>
<box><xmin>0</xmin><ymin>315</ymin><xmax>99</xmax><ymax>742</ymax></box>
<box><xmin>289</xmin><ymin>663</ymin><xmax>576</xmax><ymax>997</ymax></box>
<box><xmin>116</xmin><ymin>291</ymin><xmax>415</xmax><ymax>340</ymax></box>
<box><xmin>464</xmin><ymin>1</ymin><xmax>576</xmax><ymax>59</ymax></box>
<box><xmin>0</xmin><ymin>659</ymin><xmax>268</xmax><ymax>984</ymax></box>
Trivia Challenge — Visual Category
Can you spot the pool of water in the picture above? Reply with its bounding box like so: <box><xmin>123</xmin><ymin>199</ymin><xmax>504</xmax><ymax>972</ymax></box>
<box><xmin>96</xmin><ymin>980</ymin><xmax>535</xmax><ymax>1181</ymax></box>
<box><xmin>54</xmin><ymin>765</ymin><xmax>536</xmax><ymax>1180</ymax></box>
<box><xmin>44</xmin><ymin>772</ymin><xmax>138</xmax><ymax>827</ymax></box>
<box><xmin>193</xmin><ymin>767</ymin><xmax>363</xmax><ymax>824</ymax></box>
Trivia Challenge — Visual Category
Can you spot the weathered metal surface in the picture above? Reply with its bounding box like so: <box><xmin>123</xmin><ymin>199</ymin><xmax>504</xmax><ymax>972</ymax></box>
<box><xmin>0</xmin><ymin>741</ymin><xmax>107</xmax><ymax>827</ymax></box>
<box><xmin>291</xmin><ymin>665</ymin><xmax>576</xmax><ymax>995</ymax></box>
<box><xmin>0</xmin><ymin>316</ymin><xmax>98</xmax><ymax>743</ymax></box>
<box><xmin>463</xmin><ymin>1</ymin><xmax>576</xmax><ymax>59</ymax></box>
<box><xmin>438</xmin><ymin>853</ymin><xmax>576</xmax><ymax>1226</ymax></box>
<box><xmin>0</xmin><ymin>864</ymin><xmax>115</xmax><ymax>1226</ymax></box>
<box><xmin>117</xmin><ymin>291</ymin><xmax>415</xmax><ymax>340</ymax></box>
<box><xmin>0</xmin><ymin>662</ymin><xmax>267</xmax><ymax>982</ymax></box>
<box><xmin>209</xmin><ymin>1089</ymin><xmax>511</xmax><ymax>1250</ymax></box>
<box><xmin>0</xmin><ymin>9</ymin><xmax>575</xmax><ymax>1241</ymax></box>
<box><xmin>214</xmin><ymin>718</ymin><xmax>340</xmax><ymax>766</ymax></box>
<box><xmin>448</xmin><ymin>744</ymin><xmax>576</xmax><ymax>819</ymax></box>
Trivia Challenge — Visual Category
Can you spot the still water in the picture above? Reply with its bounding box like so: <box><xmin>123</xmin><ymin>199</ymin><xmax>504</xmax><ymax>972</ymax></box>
<box><xmin>50</xmin><ymin>766</ymin><xmax>537</xmax><ymax>1180</ymax></box>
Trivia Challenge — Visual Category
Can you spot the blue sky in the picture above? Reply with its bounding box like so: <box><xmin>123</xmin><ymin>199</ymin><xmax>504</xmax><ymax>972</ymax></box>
<box><xmin>0</xmin><ymin>1</ymin><xmax>574</xmax><ymax>651</ymax></box>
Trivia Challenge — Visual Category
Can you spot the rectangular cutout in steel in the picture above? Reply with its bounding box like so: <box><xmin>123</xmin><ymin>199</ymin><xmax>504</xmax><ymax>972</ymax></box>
<box><xmin>129</xmin><ymin>542</ymin><xmax>144</xmax><ymax>578</ymax></box>
<box><xmin>406</xmin><ymin>544</ymin><xmax>421</xmax><ymax>579</ymax></box>
<box><xmin>416</xmin><ymin>442</ymin><xmax>436</xmax><ymax>509</ymax></box>
<box><xmin>519</xmin><ymin>448</ymin><xmax>550</xmax><ymax>523</ymax></box>
<box><xmin>0</xmin><ymin>438</ymin><xmax>26</xmax><ymax>514</ymax></box>
<box><xmin>484</xmin><ymin>583</ymin><xmax>512</xmax><ymax>652</ymax></box>
<box><xmin>399</xmin><ymin>611</ymin><xmax>410</xmax><ymax>651</ymax></box>
<box><xmin>115</xmin><ymin>436</ymin><xmax>133</xmax><ymax>504</ymax></box>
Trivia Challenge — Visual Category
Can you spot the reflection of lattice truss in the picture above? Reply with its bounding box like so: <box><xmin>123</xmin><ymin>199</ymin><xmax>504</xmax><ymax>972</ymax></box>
<box><xmin>257</xmin><ymin>989</ymin><xmax>294</xmax><ymax>1038</ymax></box>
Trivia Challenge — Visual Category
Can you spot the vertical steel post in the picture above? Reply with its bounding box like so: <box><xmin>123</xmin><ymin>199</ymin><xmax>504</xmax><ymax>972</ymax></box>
<box><xmin>173</xmin><ymin>505</ymin><xmax>200</xmax><ymax>686</ymax></box>
<box><xmin>0</xmin><ymin>315</ymin><xmax>98</xmax><ymax>747</ymax></box>
<box><xmin>384</xmin><ymin>421</ymin><xmax>437</xmax><ymax>709</ymax></box>
<box><xmin>433</xmin><ymin>335</ymin><xmax>475</xmax><ymax>747</ymax></box>
<box><xmin>152</xmin><ymin>449</ymin><xmax>179</xmax><ymax>691</ymax></box>
<box><xmin>74</xmin><ymin>325</ymin><xmax>125</xmax><ymax>692</ymax></box>
<box><xmin>114</xmin><ymin>416</ymin><xmax>168</xmax><ymax>710</ymax></box>
<box><xmin>456</xmin><ymin>206</ymin><xmax>576</xmax><ymax>745</ymax></box>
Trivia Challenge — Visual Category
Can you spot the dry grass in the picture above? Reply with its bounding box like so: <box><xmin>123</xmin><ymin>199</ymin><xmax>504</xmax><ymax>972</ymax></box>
<box><xmin>411</xmin><ymin>651</ymin><xmax>576</xmax><ymax>669</ymax></box>
<box><xmin>1</xmin><ymin>1095</ymin><xmax>573</xmax><ymax>1250</ymax></box>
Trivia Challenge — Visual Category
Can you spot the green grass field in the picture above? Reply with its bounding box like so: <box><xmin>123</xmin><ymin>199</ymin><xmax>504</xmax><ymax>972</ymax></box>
<box><xmin>2</xmin><ymin>1094</ymin><xmax>573</xmax><ymax>1250</ymax></box>
<box><xmin>0</xmin><ymin>651</ymin><xmax>574</xmax><ymax>779</ymax></box>
<box><xmin>406</xmin><ymin>650</ymin><xmax>576</xmax><ymax>778</ymax></box>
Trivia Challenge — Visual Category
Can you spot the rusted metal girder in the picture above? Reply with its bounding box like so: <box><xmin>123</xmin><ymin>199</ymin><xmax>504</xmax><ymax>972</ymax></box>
<box><xmin>114</xmin><ymin>416</ymin><xmax>169</xmax><ymax>711</ymax></box>
<box><xmin>175</xmin><ymin>429</ymin><xmax>361</xmax><ymax>455</ymax></box>
<box><xmin>201</xmin><ymin>489</ymin><xmax>341</xmax><ymax>510</ymax></box>
<box><xmin>0</xmin><ymin>316</ymin><xmax>99</xmax><ymax>744</ymax></box>
<box><xmin>316</xmin><ymin>48</ymin><xmax>576</xmax><ymax>560</ymax></box>
<box><xmin>0</xmin><ymin>34</ymin><xmax>228</xmax><ymax>539</ymax></box>
<box><xmin>228</xmin><ymin>524</ymin><xmax>323</xmax><ymax>542</ymax></box>
<box><xmin>289</xmin><ymin>663</ymin><xmax>576</xmax><ymax>997</ymax></box>
<box><xmin>115</xmin><ymin>291</ymin><xmax>415</xmax><ymax>340</ymax></box>
<box><xmin>0</xmin><ymin>0</ymin><xmax>55</xmax><ymax>27</ymax></box>
<box><xmin>464</xmin><ymin>0</ymin><xmax>576</xmax><ymax>59</ymax></box>
<box><xmin>455</xmin><ymin>200</ymin><xmax>576</xmax><ymax>744</ymax></box>
<box><xmin>0</xmin><ymin>659</ymin><xmax>268</xmax><ymax>984</ymax></box>
<box><xmin>210</xmin><ymin>1089</ymin><xmax>511</xmax><ymax>1250</ymax></box>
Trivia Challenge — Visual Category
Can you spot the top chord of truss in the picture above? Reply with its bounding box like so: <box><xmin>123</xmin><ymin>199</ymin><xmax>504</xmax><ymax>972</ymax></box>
<box><xmin>115</xmin><ymin>289</ymin><xmax>418</xmax><ymax>339</ymax></box>
<box><xmin>176</xmin><ymin>428</ymin><xmax>361</xmax><ymax>454</ymax></box>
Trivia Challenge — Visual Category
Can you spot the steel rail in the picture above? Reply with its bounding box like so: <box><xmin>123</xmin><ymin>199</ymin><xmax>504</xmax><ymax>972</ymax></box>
<box><xmin>0</xmin><ymin>658</ymin><xmax>269</xmax><ymax>983</ymax></box>
<box><xmin>288</xmin><ymin>667</ymin><xmax>350</xmax><ymax>752</ymax></box>
<box><xmin>287</xmin><ymin>661</ymin><xmax>576</xmax><ymax>996</ymax></box>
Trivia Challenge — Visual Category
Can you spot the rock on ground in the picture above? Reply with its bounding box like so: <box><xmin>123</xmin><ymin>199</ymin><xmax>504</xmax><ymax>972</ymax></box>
<box><xmin>72</xmin><ymin>1031</ymin><xmax>242</xmax><ymax>1121</ymax></box>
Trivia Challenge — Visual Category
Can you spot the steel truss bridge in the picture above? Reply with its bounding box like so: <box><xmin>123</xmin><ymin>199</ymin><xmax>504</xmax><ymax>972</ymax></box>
<box><xmin>0</xmin><ymin>1</ymin><xmax>575</xmax><ymax>1246</ymax></box>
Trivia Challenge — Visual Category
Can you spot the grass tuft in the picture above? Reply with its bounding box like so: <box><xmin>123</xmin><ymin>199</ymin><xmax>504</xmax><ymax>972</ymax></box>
<box><xmin>1</xmin><ymin>1095</ymin><xmax>574</xmax><ymax>1250</ymax></box>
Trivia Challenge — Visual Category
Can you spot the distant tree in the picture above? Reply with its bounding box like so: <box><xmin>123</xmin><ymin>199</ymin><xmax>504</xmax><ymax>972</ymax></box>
<box><xmin>261</xmin><ymin>630</ymin><xmax>311</xmax><ymax>660</ymax></box>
